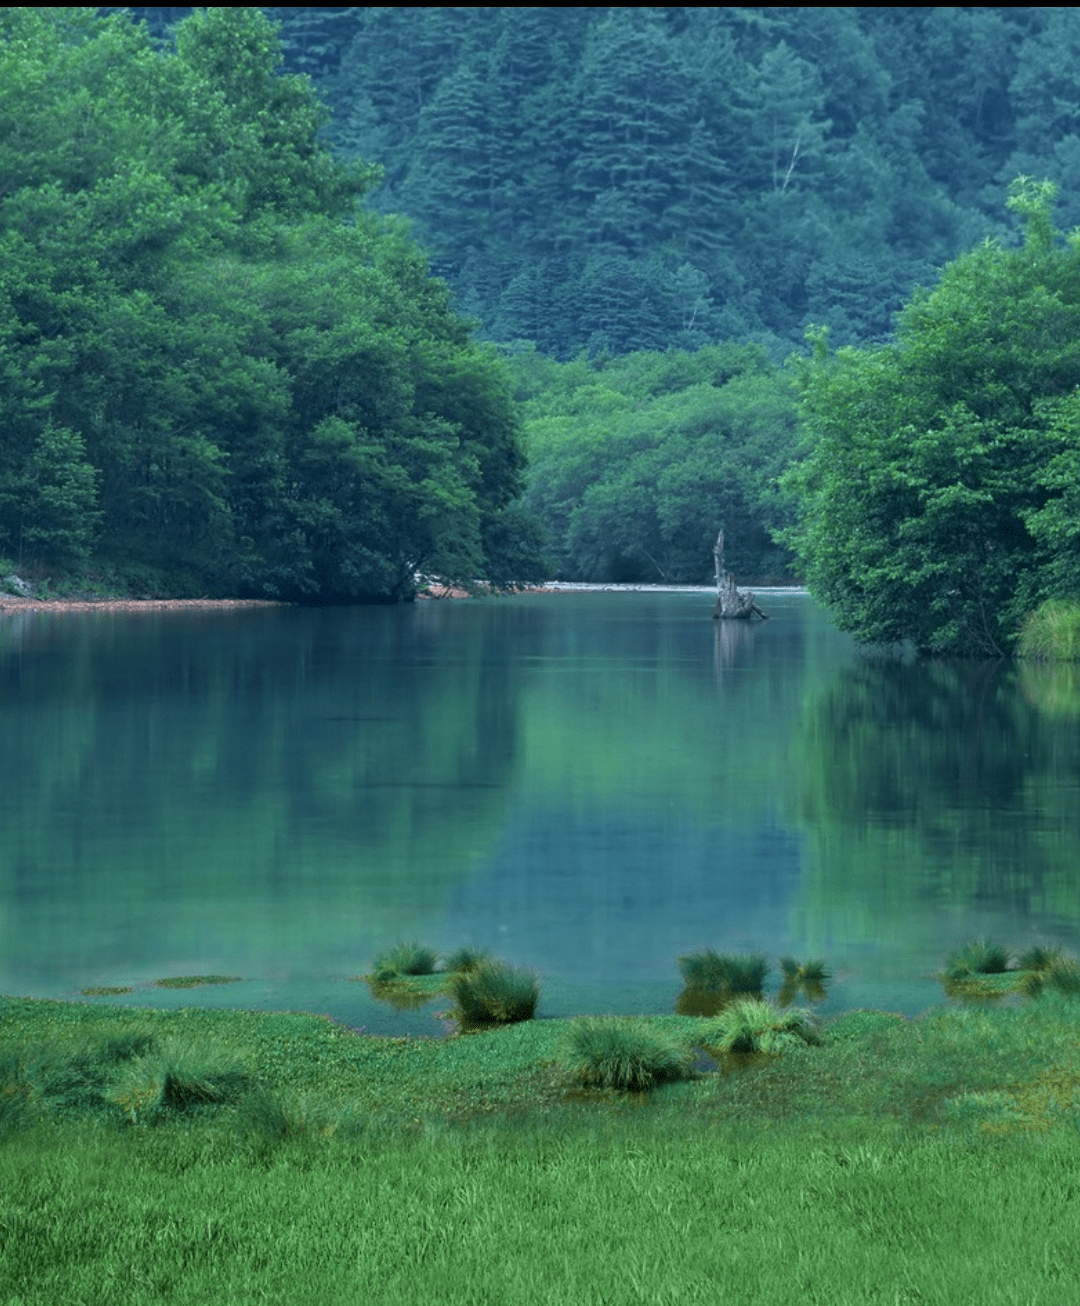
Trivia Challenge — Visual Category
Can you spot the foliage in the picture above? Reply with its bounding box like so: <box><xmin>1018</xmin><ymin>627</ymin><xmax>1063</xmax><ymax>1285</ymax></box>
<box><xmin>372</xmin><ymin>943</ymin><xmax>437</xmax><ymax>980</ymax></box>
<box><xmin>704</xmin><ymin>997</ymin><xmax>822</xmax><ymax>1054</ymax></box>
<box><xmin>0</xmin><ymin>7</ymin><xmax>539</xmax><ymax>598</ymax></box>
<box><xmin>562</xmin><ymin>1017</ymin><xmax>693</xmax><ymax>1092</ymax></box>
<box><xmin>678</xmin><ymin>951</ymin><xmax>770</xmax><ymax>994</ymax></box>
<box><xmin>153</xmin><ymin>975</ymin><xmax>242</xmax><ymax>989</ymax></box>
<box><xmin>784</xmin><ymin>180</ymin><xmax>1080</xmax><ymax>655</ymax></box>
<box><xmin>514</xmin><ymin>344</ymin><xmax>799</xmax><ymax>583</ymax></box>
<box><xmin>1017</xmin><ymin>600</ymin><xmax>1080</xmax><ymax>660</ymax></box>
<box><xmin>449</xmin><ymin>962</ymin><xmax>539</xmax><ymax>1026</ymax></box>
<box><xmin>944</xmin><ymin>941</ymin><xmax>1012</xmax><ymax>981</ymax></box>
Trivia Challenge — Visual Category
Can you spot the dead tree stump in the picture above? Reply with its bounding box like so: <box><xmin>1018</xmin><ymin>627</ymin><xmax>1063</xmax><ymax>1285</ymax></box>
<box><xmin>712</xmin><ymin>530</ymin><xmax>768</xmax><ymax>620</ymax></box>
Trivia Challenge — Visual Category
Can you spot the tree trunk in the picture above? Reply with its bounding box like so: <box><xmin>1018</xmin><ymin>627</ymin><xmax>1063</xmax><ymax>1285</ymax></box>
<box><xmin>712</xmin><ymin>530</ymin><xmax>767</xmax><ymax>620</ymax></box>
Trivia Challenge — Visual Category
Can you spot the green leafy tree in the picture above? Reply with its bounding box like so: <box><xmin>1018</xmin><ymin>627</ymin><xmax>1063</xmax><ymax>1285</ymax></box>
<box><xmin>785</xmin><ymin>179</ymin><xmax>1080</xmax><ymax>655</ymax></box>
<box><xmin>0</xmin><ymin>7</ymin><xmax>538</xmax><ymax>597</ymax></box>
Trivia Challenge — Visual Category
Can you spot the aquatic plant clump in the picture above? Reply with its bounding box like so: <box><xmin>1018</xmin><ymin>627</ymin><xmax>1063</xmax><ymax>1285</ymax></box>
<box><xmin>1021</xmin><ymin>956</ymin><xmax>1080</xmax><ymax>999</ymax></box>
<box><xmin>563</xmin><ymin>1018</ymin><xmax>693</xmax><ymax>1092</ymax></box>
<box><xmin>1015</xmin><ymin>944</ymin><xmax>1065</xmax><ymax>974</ymax></box>
<box><xmin>704</xmin><ymin>997</ymin><xmax>822</xmax><ymax>1054</ymax></box>
<box><xmin>943</xmin><ymin>940</ymin><xmax>1011</xmax><ymax>981</ymax></box>
<box><xmin>449</xmin><ymin>962</ymin><xmax>538</xmax><ymax>1025</ymax></box>
<box><xmin>779</xmin><ymin>957</ymin><xmax>831</xmax><ymax>983</ymax></box>
<box><xmin>371</xmin><ymin>943</ymin><xmax>437</xmax><ymax>980</ymax></box>
<box><xmin>677</xmin><ymin>951</ymin><xmax>769</xmax><ymax>994</ymax></box>
<box><xmin>944</xmin><ymin>941</ymin><xmax>1011</xmax><ymax>981</ymax></box>
<box><xmin>443</xmin><ymin>947</ymin><xmax>490</xmax><ymax>974</ymax></box>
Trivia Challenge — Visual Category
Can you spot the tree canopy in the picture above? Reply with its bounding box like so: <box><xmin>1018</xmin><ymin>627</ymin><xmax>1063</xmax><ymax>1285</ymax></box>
<box><xmin>784</xmin><ymin>179</ymin><xmax>1080</xmax><ymax>656</ymax></box>
<box><xmin>0</xmin><ymin>7</ymin><xmax>539</xmax><ymax>599</ymax></box>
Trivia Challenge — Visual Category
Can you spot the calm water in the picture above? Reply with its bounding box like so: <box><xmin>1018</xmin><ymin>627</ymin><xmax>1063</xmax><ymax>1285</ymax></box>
<box><xmin>2</xmin><ymin>590</ymin><xmax>1079</xmax><ymax>1034</ymax></box>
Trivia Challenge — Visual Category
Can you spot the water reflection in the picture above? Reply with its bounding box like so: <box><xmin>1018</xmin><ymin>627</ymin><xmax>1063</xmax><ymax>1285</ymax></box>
<box><xmin>2</xmin><ymin>592</ymin><xmax>1078</xmax><ymax>1027</ymax></box>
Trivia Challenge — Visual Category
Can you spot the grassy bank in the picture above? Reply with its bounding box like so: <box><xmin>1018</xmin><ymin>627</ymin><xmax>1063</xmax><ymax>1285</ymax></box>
<box><xmin>2</xmin><ymin>988</ymin><xmax>1080</xmax><ymax>1304</ymax></box>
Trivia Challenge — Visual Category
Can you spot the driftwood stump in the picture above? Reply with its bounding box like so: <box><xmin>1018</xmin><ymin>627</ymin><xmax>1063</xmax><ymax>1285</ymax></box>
<box><xmin>712</xmin><ymin>531</ymin><xmax>768</xmax><ymax>621</ymax></box>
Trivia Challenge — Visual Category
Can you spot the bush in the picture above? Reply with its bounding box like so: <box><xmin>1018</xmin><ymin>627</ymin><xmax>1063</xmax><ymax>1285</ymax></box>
<box><xmin>449</xmin><ymin>962</ymin><xmax>538</xmax><ymax>1025</ymax></box>
<box><xmin>944</xmin><ymin>940</ymin><xmax>1011</xmax><ymax>980</ymax></box>
<box><xmin>1017</xmin><ymin>599</ymin><xmax>1080</xmax><ymax>660</ymax></box>
<box><xmin>704</xmin><ymin>997</ymin><xmax>821</xmax><ymax>1054</ymax></box>
<box><xmin>371</xmin><ymin>942</ymin><xmax>437</xmax><ymax>979</ymax></box>
<box><xmin>443</xmin><ymin>947</ymin><xmax>490</xmax><ymax>974</ymax></box>
<box><xmin>563</xmin><ymin>1018</ymin><xmax>693</xmax><ymax>1092</ymax></box>
<box><xmin>677</xmin><ymin>951</ymin><xmax>769</xmax><ymax>993</ymax></box>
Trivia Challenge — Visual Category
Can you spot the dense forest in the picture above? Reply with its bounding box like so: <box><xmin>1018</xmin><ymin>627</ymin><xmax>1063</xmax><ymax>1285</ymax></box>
<box><xmin>124</xmin><ymin>6</ymin><xmax>1080</xmax><ymax>357</ymax></box>
<box><xmin>6</xmin><ymin>7</ymin><xmax>1080</xmax><ymax>623</ymax></box>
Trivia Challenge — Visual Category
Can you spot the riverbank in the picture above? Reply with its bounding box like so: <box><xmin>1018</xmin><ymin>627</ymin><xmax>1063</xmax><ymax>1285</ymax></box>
<box><xmin>1</xmin><ymin>990</ymin><xmax>1078</xmax><ymax>1304</ymax></box>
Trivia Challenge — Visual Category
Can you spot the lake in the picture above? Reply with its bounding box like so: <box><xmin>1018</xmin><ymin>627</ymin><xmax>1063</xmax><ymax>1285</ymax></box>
<box><xmin>2</xmin><ymin>589</ymin><xmax>1078</xmax><ymax>1034</ymax></box>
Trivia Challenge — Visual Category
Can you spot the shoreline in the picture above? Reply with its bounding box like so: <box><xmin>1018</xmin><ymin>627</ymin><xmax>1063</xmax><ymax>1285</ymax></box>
<box><xmin>0</xmin><ymin>581</ymin><xmax>806</xmax><ymax>614</ymax></box>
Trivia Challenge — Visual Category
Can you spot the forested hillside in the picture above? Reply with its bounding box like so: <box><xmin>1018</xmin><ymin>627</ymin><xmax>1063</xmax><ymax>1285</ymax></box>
<box><xmin>124</xmin><ymin>7</ymin><xmax>1080</xmax><ymax>357</ymax></box>
<box><xmin>1</xmin><ymin>8</ymin><xmax>541</xmax><ymax>600</ymax></box>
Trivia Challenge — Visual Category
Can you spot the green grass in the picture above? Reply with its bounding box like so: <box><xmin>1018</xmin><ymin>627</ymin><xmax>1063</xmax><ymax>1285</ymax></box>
<box><xmin>371</xmin><ymin>942</ymin><xmax>437</xmax><ymax>979</ymax></box>
<box><xmin>1017</xmin><ymin>597</ymin><xmax>1080</xmax><ymax>659</ymax></box>
<box><xmin>562</xmin><ymin>1017</ymin><xmax>695</xmax><ymax>1092</ymax></box>
<box><xmin>153</xmin><ymin>975</ymin><xmax>242</xmax><ymax>989</ymax></box>
<box><xmin>677</xmin><ymin>950</ymin><xmax>769</xmax><ymax>993</ymax></box>
<box><xmin>79</xmin><ymin>985</ymin><xmax>134</xmax><ymax>996</ymax></box>
<box><xmin>443</xmin><ymin>946</ymin><xmax>490</xmax><ymax>973</ymax></box>
<box><xmin>449</xmin><ymin>961</ymin><xmax>539</xmax><ymax>1026</ymax></box>
<box><xmin>3</xmin><ymin>984</ymin><xmax>1080</xmax><ymax>1304</ymax></box>
<box><xmin>703</xmin><ymin>996</ymin><xmax>822</xmax><ymax>1053</ymax></box>
<box><xmin>943</xmin><ymin>939</ymin><xmax>1011</xmax><ymax>980</ymax></box>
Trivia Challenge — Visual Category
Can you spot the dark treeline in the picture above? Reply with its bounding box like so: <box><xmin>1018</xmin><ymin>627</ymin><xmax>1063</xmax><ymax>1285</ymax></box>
<box><xmin>126</xmin><ymin>7</ymin><xmax>1080</xmax><ymax>357</ymax></box>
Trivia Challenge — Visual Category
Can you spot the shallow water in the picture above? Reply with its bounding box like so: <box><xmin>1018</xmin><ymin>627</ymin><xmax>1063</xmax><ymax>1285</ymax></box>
<box><xmin>2</xmin><ymin>590</ymin><xmax>1078</xmax><ymax>1033</ymax></box>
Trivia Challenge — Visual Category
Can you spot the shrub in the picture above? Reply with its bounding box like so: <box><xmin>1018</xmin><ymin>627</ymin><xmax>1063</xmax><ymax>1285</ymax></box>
<box><xmin>563</xmin><ymin>1018</ymin><xmax>693</xmax><ymax>1092</ymax></box>
<box><xmin>371</xmin><ymin>942</ymin><xmax>437</xmax><ymax>978</ymax></box>
<box><xmin>943</xmin><ymin>940</ymin><xmax>1011</xmax><ymax>980</ymax></box>
<box><xmin>1017</xmin><ymin>599</ymin><xmax>1080</xmax><ymax>660</ymax></box>
<box><xmin>704</xmin><ymin>997</ymin><xmax>821</xmax><ymax>1054</ymax></box>
<box><xmin>677</xmin><ymin>951</ymin><xmax>769</xmax><ymax>993</ymax></box>
<box><xmin>449</xmin><ymin>962</ymin><xmax>538</xmax><ymax>1025</ymax></box>
<box><xmin>443</xmin><ymin>947</ymin><xmax>490</xmax><ymax>974</ymax></box>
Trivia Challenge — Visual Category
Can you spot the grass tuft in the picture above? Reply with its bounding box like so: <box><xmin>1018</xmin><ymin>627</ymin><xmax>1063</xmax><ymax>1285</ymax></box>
<box><xmin>1017</xmin><ymin>598</ymin><xmax>1080</xmax><ymax>660</ymax></box>
<box><xmin>443</xmin><ymin>946</ymin><xmax>490</xmax><ymax>974</ymax></box>
<box><xmin>703</xmin><ymin>996</ymin><xmax>821</xmax><ymax>1054</ymax></box>
<box><xmin>449</xmin><ymin>962</ymin><xmax>538</xmax><ymax>1026</ymax></box>
<box><xmin>371</xmin><ymin>942</ymin><xmax>437</xmax><ymax>978</ymax></box>
<box><xmin>562</xmin><ymin>1018</ymin><xmax>693</xmax><ymax>1092</ymax></box>
<box><xmin>943</xmin><ymin>940</ymin><xmax>1011</xmax><ymax>981</ymax></box>
<box><xmin>677</xmin><ymin>951</ymin><xmax>769</xmax><ymax>994</ymax></box>
<box><xmin>106</xmin><ymin>1041</ymin><xmax>253</xmax><ymax>1122</ymax></box>
<box><xmin>1021</xmin><ymin>955</ymin><xmax>1080</xmax><ymax>999</ymax></box>
<box><xmin>1015</xmin><ymin>944</ymin><xmax>1065</xmax><ymax>973</ymax></box>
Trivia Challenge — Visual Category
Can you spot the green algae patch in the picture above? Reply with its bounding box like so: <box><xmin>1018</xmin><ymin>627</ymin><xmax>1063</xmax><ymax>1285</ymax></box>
<box><xmin>154</xmin><ymin>975</ymin><xmax>243</xmax><ymax>989</ymax></box>
<box><xmin>80</xmin><ymin>986</ymin><xmax>134</xmax><ymax>996</ymax></box>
